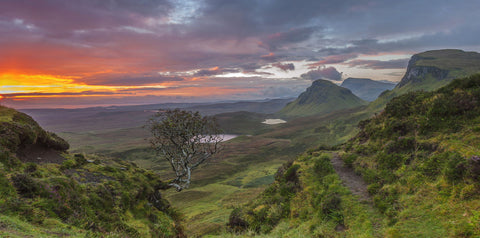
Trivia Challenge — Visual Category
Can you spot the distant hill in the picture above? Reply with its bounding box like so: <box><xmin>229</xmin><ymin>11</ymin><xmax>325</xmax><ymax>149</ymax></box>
<box><xmin>340</xmin><ymin>77</ymin><xmax>396</xmax><ymax>101</ymax></box>
<box><xmin>278</xmin><ymin>79</ymin><xmax>367</xmax><ymax>118</ymax></box>
<box><xmin>368</xmin><ymin>49</ymin><xmax>480</xmax><ymax>111</ymax></box>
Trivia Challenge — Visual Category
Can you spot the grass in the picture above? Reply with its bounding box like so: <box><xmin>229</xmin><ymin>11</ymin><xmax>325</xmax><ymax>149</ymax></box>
<box><xmin>213</xmin><ymin>152</ymin><xmax>387</xmax><ymax>237</ymax></box>
<box><xmin>414</xmin><ymin>49</ymin><xmax>480</xmax><ymax>73</ymax></box>
<box><xmin>0</xmin><ymin>214</ymin><xmax>90</xmax><ymax>238</ymax></box>
<box><xmin>0</xmin><ymin>108</ymin><xmax>184</xmax><ymax>237</ymax></box>
<box><xmin>69</xmin><ymin>103</ymin><xmax>371</xmax><ymax>237</ymax></box>
<box><xmin>59</xmin><ymin>127</ymin><xmax>148</xmax><ymax>153</ymax></box>
<box><xmin>0</xmin><ymin>106</ymin><xmax>17</xmax><ymax>123</ymax></box>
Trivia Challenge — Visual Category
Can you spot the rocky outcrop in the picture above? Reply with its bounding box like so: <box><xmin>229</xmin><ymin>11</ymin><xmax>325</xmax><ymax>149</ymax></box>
<box><xmin>396</xmin><ymin>54</ymin><xmax>450</xmax><ymax>88</ymax></box>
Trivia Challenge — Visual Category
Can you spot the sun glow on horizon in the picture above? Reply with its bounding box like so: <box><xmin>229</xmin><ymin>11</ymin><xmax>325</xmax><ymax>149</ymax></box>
<box><xmin>0</xmin><ymin>73</ymin><xmax>172</xmax><ymax>98</ymax></box>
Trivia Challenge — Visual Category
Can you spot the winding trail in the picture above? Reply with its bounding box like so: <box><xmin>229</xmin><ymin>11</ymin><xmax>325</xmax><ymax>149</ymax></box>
<box><xmin>331</xmin><ymin>153</ymin><xmax>371</xmax><ymax>202</ymax></box>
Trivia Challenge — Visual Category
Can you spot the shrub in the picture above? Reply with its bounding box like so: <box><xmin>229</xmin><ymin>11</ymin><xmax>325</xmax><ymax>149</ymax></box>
<box><xmin>342</xmin><ymin>153</ymin><xmax>357</xmax><ymax>168</ymax></box>
<box><xmin>467</xmin><ymin>155</ymin><xmax>480</xmax><ymax>182</ymax></box>
<box><xmin>0</xmin><ymin>150</ymin><xmax>21</xmax><ymax>169</ymax></box>
<box><xmin>460</xmin><ymin>184</ymin><xmax>478</xmax><ymax>200</ymax></box>
<box><xmin>24</xmin><ymin>163</ymin><xmax>38</xmax><ymax>174</ymax></box>
<box><xmin>11</xmin><ymin>173</ymin><xmax>40</xmax><ymax>198</ymax></box>
<box><xmin>443</xmin><ymin>152</ymin><xmax>467</xmax><ymax>182</ymax></box>
<box><xmin>284</xmin><ymin>164</ymin><xmax>300</xmax><ymax>183</ymax></box>
<box><xmin>376</xmin><ymin>152</ymin><xmax>405</xmax><ymax>170</ymax></box>
<box><xmin>0</xmin><ymin>172</ymin><xmax>16</xmax><ymax>199</ymax></box>
<box><xmin>227</xmin><ymin>208</ymin><xmax>248</xmax><ymax>232</ymax></box>
<box><xmin>313</xmin><ymin>155</ymin><xmax>334</xmax><ymax>176</ymax></box>
<box><xmin>60</xmin><ymin>159</ymin><xmax>77</xmax><ymax>170</ymax></box>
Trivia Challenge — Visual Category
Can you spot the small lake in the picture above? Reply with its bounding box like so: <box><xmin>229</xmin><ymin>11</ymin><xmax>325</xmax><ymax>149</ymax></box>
<box><xmin>221</xmin><ymin>134</ymin><xmax>238</xmax><ymax>141</ymax></box>
<box><xmin>262</xmin><ymin>118</ymin><xmax>287</xmax><ymax>125</ymax></box>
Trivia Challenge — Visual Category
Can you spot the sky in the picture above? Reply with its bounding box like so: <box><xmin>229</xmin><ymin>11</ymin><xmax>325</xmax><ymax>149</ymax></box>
<box><xmin>1</xmin><ymin>0</ymin><xmax>480</xmax><ymax>108</ymax></box>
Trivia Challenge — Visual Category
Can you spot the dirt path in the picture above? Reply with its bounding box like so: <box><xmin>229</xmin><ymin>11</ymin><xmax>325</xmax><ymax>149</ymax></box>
<box><xmin>331</xmin><ymin>153</ymin><xmax>371</xmax><ymax>202</ymax></box>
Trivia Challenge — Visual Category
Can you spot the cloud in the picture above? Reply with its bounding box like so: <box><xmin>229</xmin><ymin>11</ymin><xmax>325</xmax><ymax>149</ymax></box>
<box><xmin>308</xmin><ymin>53</ymin><xmax>358</xmax><ymax>68</ymax></box>
<box><xmin>301</xmin><ymin>66</ymin><xmax>343</xmax><ymax>81</ymax></box>
<box><xmin>272</xmin><ymin>62</ymin><xmax>295</xmax><ymax>71</ymax></box>
<box><xmin>193</xmin><ymin>67</ymin><xmax>239</xmax><ymax>77</ymax></box>
<box><xmin>345</xmin><ymin>58</ymin><xmax>409</xmax><ymax>69</ymax></box>
<box><xmin>259</xmin><ymin>27</ymin><xmax>318</xmax><ymax>51</ymax></box>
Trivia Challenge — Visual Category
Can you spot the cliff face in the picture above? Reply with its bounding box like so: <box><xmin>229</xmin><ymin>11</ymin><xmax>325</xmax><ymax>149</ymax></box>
<box><xmin>396</xmin><ymin>55</ymin><xmax>450</xmax><ymax>88</ymax></box>
<box><xmin>367</xmin><ymin>49</ymin><xmax>480</xmax><ymax>112</ymax></box>
<box><xmin>396</xmin><ymin>49</ymin><xmax>480</xmax><ymax>89</ymax></box>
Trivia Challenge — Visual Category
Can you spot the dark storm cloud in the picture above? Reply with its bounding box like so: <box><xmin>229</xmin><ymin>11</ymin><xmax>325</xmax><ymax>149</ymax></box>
<box><xmin>0</xmin><ymin>0</ymin><xmax>173</xmax><ymax>33</ymax></box>
<box><xmin>272</xmin><ymin>63</ymin><xmax>295</xmax><ymax>72</ymax></box>
<box><xmin>309</xmin><ymin>54</ymin><xmax>359</xmax><ymax>68</ymax></box>
<box><xmin>259</xmin><ymin>27</ymin><xmax>318</xmax><ymax>51</ymax></box>
<box><xmin>193</xmin><ymin>67</ymin><xmax>239</xmax><ymax>77</ymax></box>
<box><xmin>3</xmin><ymin>0</ymin><xmax>480</xmax><ymax>72</ymax></box>
<box><xmin>345</xmin><ymin>58</ymin><xmax>409</xmax><ymax>69</ymax></box>
<box><xmin>301</xmin><ymin>67</ymin><xmax>343</xmax><ymax>81</ymax></box>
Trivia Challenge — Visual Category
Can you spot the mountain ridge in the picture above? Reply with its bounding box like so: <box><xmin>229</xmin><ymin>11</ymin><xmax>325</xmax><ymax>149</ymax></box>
<box><xmin>278</xmin><ymin>79</ymin><xmax>367</xmax><ymax>118</ymax></box>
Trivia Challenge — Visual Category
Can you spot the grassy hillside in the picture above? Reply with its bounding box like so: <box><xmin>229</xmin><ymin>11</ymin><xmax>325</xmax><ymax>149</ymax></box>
<box><xmin>278</xmin><ymin>79</ymin><xmax>367</xmax><ymax>118</ymax></box>
<box><xmin>222</xmin><ymin>152</ymin><xmax>385</xmax><ymax>237</ymax></box>
<box><xmin>0</xmin><ymin>107</ymin><xmax>183</xmax><ymax>237</ymax></box>
<box><xmin>340</xmin><ymin>74</ymin><xmax>480</xmax><ymax>237</ymax></box>
<box><xmin>228</xmin><ymin>74</ymin><xmax>480</xmax><ymax>237</ymax></box>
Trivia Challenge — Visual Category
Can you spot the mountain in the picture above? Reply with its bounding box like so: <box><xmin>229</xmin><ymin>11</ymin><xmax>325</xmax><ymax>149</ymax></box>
<box><xmin>368</xmin><ymin>49</ymin><xmax>480</xmax><ymax>111</ymax></box>
<box><xmin>0</xmin><ymin>106</ymin><xmax>183</xmax><ymax>237</ymax></box>
<box><xmin>229</xmin><ymin>73</ymin><xmax>480</xmax><ymax>237</ymax></box>
<box><xmin>278</xmin><ymin>79</ymin><xmax>367</xmax><ymax>118</ymax></box>
<box><xmin>340</xmin><ymin>77</ymin><xmax>396</xmax><ymax>101</ymax></box>
<box><xmin>397</xmin><ymin>49</ymin><xmax>480</xmax><ymax>89</ymax></box>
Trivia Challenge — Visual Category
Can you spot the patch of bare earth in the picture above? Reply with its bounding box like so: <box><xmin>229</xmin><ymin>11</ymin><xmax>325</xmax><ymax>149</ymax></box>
<box><xmin>331</xmin><ymin>153</ymin><xmax>371</xmax><ymax>202</ymax></box>
<box><xmin>16</xmin><ymin>144</ymin><xmax>66</xmax><ymax>164</ymax></box>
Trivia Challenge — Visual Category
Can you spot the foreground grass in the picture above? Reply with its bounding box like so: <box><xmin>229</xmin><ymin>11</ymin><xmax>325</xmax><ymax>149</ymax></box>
<box><xmin>0</xmin><ymin>214</ymin><xmax>90</xmax><ymax>238</ymax></box>
<box><xmin>214</xmin><ymin>152</ymin><xmax>386</xmax><ymax>237</ymax></box>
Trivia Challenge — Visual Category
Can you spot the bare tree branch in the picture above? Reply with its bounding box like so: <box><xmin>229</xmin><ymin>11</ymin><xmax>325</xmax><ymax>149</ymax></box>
<box><xmin>147</xmin><ymin>109</ymin><xmax>223</xmax><ymax>191</ymax></box>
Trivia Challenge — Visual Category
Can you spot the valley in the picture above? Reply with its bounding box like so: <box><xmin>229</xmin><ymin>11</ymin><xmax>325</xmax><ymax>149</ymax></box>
<box><xmin>2</xmin><ymin>49</ymin><xmax>480</xmax><ymax>237</ymax></box>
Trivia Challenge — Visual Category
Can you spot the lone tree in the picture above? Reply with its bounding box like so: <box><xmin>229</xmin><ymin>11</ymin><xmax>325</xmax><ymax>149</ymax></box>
<box><xmin>147</xmin><ymin>109</ymin><xmax>223</xmax><ymax>191</ymax></box>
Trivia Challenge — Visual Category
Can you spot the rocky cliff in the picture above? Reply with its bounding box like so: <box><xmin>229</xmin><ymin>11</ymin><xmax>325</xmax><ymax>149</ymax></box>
<box><xmin>396</xmin><ymin>49</ymin><xmax>480</xmax><ymax>89</ymax></box>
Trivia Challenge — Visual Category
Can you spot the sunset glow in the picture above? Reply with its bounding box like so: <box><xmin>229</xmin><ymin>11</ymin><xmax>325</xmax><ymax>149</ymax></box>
<box><xmin>1</xmin><ymin>0</ymin><xmax>479</xmax><ymax>108</ymax></box>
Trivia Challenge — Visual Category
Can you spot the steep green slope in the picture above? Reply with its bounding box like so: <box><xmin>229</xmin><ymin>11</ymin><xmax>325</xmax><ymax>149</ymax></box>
<box><xmin>278</xmin><ymin>79</ymin><xmax>367</xmax><ymax>118</ymax></box>
<box><xmin>225</xmin><ymin>152</ymin><xmax>385</xmax><ymax>237</ymax></box>
<box><xmin>0</xmin><ymin>106</ymin><xmax>183</xmax><ymax>237</ymax></box>
<box><xmin>341</xmin><ymin>73</ymin><xmax>480</xmax><ymax>237</ymax></box>
<box><xmin>228</xmin><ymin>74</ymin><xmax>480</xmax><ymax>237</ymax></box>
<box><xmin>368</xmin><ymin>49</ymin><xmax>480</xmax><ymax>111</ymax></box>
<box><xmin>340</xmin><ymin>77</ymin><xmax>396</xmax><ymax>101</ymax></box>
